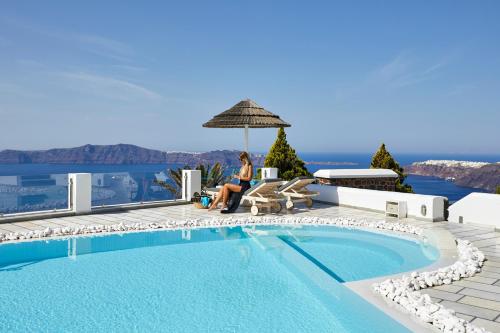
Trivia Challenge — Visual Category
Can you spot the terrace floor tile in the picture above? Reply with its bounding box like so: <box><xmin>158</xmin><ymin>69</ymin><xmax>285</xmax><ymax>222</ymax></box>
<box><xmin>460</xmin><ymin>296</ymin><xmax>500</xmax><ymax>312</ymax></box>
<box><xmin>471</xmin><ymin>318</ymin><xmax>500</xmax><ymax>332</ymax></box>
<box><xmin>459</xmin><ymin>288</ymin><xmax>500</xmax><ymax>302</ymax></box>
<box><xmin>421</xmin><ymin>289</ymin><xmax>464</xmax><ymax>302</ymax></box>
<box><xmin>440</xmin><ymin>301</ymin><xmax>499</xmax><ymax>320</ymax></box>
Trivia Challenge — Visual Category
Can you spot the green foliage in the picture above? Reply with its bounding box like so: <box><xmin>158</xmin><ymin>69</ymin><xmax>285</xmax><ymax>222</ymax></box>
<box><xmin>263</xmin><ymin>128</ymin><xmax>311</xmax><ymax>181</ymax></box>
<box><xmin>496</xmin><ymin>186</ymin><xmax>500</xmax><ymax>194</ymax></box>
<box><xmin>155</xmin><ymin>163</ymin><xmax>228</xmax><ymax>198</ymax></box>
<box><xmin>197</xmin><ymin>162</ymin><xmax>228</xmax><ymax>188</ymax></box>
<box><xmin>155</xmin><ymin>166</ymin><xmax>188</xmax><ymax>198</ymax></box>
<box><xmin>370</xmin><ymin>143</ymin><xmax>413</xmax><ymax>193</ymax></box>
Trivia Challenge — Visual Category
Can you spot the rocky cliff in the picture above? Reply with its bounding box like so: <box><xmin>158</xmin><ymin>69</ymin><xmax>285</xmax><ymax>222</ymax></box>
<box><xmin>0</xmin><ymin>144</ymin><xmax>265</xmax><ymax>166</ymax></box>
<box><xmin>404</xmin><ymin>160</ymin><xmax>500</xmax><ymax>192</ymax></box>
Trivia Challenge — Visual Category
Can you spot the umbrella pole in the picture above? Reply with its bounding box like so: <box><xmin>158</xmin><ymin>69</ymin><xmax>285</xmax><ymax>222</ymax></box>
<box><xmin>244</xmin><ymin>125</ymin><xmax>249</xmax><ymax>152</ymax></box>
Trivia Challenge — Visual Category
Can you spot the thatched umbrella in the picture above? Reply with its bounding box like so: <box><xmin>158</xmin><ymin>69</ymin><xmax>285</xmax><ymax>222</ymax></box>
<box><xmin>203</xmin><ymin>99</ymin><xmax>291</xmax><ymax>152</ymax></box>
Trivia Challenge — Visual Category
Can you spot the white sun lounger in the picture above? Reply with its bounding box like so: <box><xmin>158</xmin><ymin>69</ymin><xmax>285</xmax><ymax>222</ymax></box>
<box><xmin>206</xmin><ymin>179</ymin><xmax>284</xmax><ymax>215</ymax></box>
<box><xmin>241</xmin><ymin>178</ymin><xmax>285</xmax><ymax>216</ymax></box>
<box><xmin>277</xmin><ymin>177</ymin><xmax>319</xmax><ymax>210</ymax></box>
<box><xmin>205</xmin><ymin>187</ymin><xmax>221</xmax><ymax>200</ymax></box>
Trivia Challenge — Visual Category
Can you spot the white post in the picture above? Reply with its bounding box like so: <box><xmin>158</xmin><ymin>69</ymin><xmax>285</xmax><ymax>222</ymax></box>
<box><xmin>182</xmin><ymin>170</ymin><xmax>201</xmax><ymax>201</ymax></box>
<box><xmin>244</xmin><ymin>125</ymin><xmax>249</xmax><ymax>152</ymax></box>
<box><xmin>261</xmin><ymin>167</ymin><xmax>278</xmax><ymax>180</ymax></box>
<box><xmin>68</xmin><ymin>173</ymin><xmax>92</xmax><ymax>214</ymax></box>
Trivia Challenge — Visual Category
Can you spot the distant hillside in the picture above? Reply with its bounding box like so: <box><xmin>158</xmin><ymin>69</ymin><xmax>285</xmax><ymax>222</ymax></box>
<box><xmin>405</xmin><ymin>160</ymin><xmax>500</xmax><ymax>192</ymax></box>
<box><xmin>0</xmin><ymin>144</ymin><xmax>265</xmax><ymax>166</ymax></box>
<box><xmin>165</xmin><ymin>150</ymin><xmax>265</xmax><ymax>166</ymax></box>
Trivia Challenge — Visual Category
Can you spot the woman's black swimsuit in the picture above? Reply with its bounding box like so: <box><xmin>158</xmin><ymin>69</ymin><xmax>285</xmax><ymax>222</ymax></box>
<box><xmin>221</xmin><ymin>180</ymin><xmax>251</xmax><ymax>214</ymax></box>
<box><xmin>239</xmin><ymin>180</ymin><xmax>251</xmax><ymax>192</ymax></box>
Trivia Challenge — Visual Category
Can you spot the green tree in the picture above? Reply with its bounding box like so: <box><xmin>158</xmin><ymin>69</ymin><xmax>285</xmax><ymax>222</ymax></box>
<box><xmin>263</xmin><ymin>128</ymin><xmax>311</xmax><ymax>180</ymax></box>
<box><xmin>496</xmin><ymin>186</ymin><xmax>500</xmax><ymax>194</ymax></box>
<box><xmin>370</xmin><ymin>143</ymin><xmax>413</xmax><ymax>193</ymax></box>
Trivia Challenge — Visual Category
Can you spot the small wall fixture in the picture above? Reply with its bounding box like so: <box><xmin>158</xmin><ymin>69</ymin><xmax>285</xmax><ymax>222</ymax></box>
<box><xmin>421</xmin><ymin>204</ymin><xmax>427</xmax><ymax>216</ymax></box>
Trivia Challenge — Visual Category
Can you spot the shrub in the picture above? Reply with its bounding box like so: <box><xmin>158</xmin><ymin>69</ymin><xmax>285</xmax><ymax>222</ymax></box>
<box><xmin>262</xmin><ymin>128</ymin><xmax>311</xmax><ymax>180</ymax></box>
<box><xmin>370</xmin><ymin>143</ymin><xmax>413</xmax><ymax>193</ymax></box>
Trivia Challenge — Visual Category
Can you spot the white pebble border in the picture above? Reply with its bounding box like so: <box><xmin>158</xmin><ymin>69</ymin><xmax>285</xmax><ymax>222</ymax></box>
<box><xmin>0</xmin><ymin>216</ymin><xmax>422</xmax><ymax>242</ymax></box>
<box><xmin>0</xmin><ymin>215</ymin><xmax>487</xmax><ymax>332</ymax></box>
<box><xmin>373</xmin><ymin>239</ymin><xmax>487</xmax><ymax>333</ymax></box>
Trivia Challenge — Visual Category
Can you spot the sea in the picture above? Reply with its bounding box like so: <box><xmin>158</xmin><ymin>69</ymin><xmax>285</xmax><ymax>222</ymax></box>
<box><xmin>0</xmin><ymin>152</ymin><xmax>498</xmax><ymax>214</ymax></box>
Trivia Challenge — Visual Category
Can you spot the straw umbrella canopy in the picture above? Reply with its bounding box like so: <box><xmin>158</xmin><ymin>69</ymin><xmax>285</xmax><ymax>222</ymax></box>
<box><xmin>203</xmin><ymin>99</ymin><xmax>291</xmax><ymax>152</ymax></box>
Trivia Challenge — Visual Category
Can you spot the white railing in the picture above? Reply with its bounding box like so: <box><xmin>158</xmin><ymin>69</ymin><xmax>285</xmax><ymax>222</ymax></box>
<box><xmin>0</xmin><ymin>171</ymin><xmax>202</xmax><ymax>220</ymax></box>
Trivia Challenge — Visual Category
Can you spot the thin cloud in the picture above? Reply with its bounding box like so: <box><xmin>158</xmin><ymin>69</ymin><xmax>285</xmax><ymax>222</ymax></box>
<box><xmin>73</xmin><ymin>34</ymin><xmax>134</xmax><ymax>62</ymax></box>
<box><xmin>370</xmin><ymin>53</ymin><xmax>412</xmax><ymax>84</ymax></box>
<box><xmin>0</xmin><ymin>82</ymin><xmax>46</xmax><ymax>99</ymax></box>
<box><xmin>396</xmin><ymin>62</ymin><xmax>446</xmax><ymax>87</ymax></box>
<box><xmin>368</xmin><ymin>52</ymin><xmax>448</xmax><ymax>89</ymax></box>
<box><xmin>77</xmin><ymin>35</ymin><xmax>132</xmax><ymax>55</ymax></box>
<box><xmin>111</xmin><ymin>64</ymin><xmax>148</xmax><ymax>73</ymax></box>
<box><xmin>330</xmin><ymin>52</ymin><xmax>451</xmax><ymax>105</ymax></box>
<box><xmin>446</xmin><ymin>83</ymin><xmax>476</xmax><ymax>97</ymax></box>
<box><xmin>1</xmin><ymin>15</ymin><xmax>134</xmax><ymax>62</ymax></box>
<box><xmin>16</xmin><ymin>59</ymin><xmax>45</xmax><ymax>68</ymax></box>
<box><xmin>57</xmin><ymin>71</ymin><xmax>162</xmax><ymax>101</ymax></box>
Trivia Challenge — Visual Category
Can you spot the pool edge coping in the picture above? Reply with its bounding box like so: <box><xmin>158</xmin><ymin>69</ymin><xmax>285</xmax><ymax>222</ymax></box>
<box><xmin>344</xmin><ymin>227</ymin><xmax>460</xmax><ymax>333</ymax></box>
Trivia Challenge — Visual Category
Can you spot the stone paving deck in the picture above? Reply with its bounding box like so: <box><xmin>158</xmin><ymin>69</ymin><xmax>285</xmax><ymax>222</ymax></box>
<box><xmin>1</xmin><ymin>202</ymin><xmax>499</xmax><ymax>332</ymax></box>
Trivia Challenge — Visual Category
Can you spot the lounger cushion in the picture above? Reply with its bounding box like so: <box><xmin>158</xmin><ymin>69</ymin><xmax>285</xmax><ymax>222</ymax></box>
<box><xmin>278</xmin><ymin>177</ymin><xmax>315</xmax><ymax>192</ymax></box>
<box><xmin>205</xmin><ymin>187</ymin><xmax>219</xmax><ymax>194</ymax></box>
<box><xmin>219</xmin><ymin>179</ymin><xmax>282</xmax><ymax>214</ymax></box>
<box><xmin>243</xmin><ymin>178</ymin><xmax>282</xmax><ymax>195</ymax></box>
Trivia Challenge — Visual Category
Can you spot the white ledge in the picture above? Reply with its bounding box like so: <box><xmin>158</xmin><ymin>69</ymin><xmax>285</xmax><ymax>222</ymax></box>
<box><xmin>314</xmin><ymin>168</ymin><xmax>398</xmax><ymax>179</ymax></box>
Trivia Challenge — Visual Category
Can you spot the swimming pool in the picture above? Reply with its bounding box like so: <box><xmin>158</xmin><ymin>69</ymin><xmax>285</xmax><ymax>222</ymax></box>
<box><xmin>0</xmin><ymin>224</ymin><xmax>438</xmax><ymax>332</ymax></box>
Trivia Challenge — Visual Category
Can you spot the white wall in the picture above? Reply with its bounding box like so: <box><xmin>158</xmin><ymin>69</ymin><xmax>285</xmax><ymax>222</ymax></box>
<box><xmin>448</xmin><ymin>193</ymin><xmax>500</xmax><ymax>228</ymax></box>
<box><xmin>0</xmin><ymin>176</ymin><xmax>19</xmax><ymax>186</ymax></box>
<box><xmin>51</xmin><ymin>174</ymin><xmax>68</xmax><ymax>186</ymax></box>
<box><xmin>261</xmin><ymin>168</ymin><xmax>278</xmax><ymax>180</ymax></box>
<box><xmin>310</xmin><ymin>184</ymin><xmax>446</xmax><ymax>221</ymax></box>
<box><xmin>68</xmin><ymin>173</ymin><xmax>92</xmax><ymax>213</ymax></box>
<box><xmin>314</xmin><ymin>168</ymin><xmax>398</xmax><ymax>178</ymax></box>
<box><xmin>182</xmin><ymin>170</ymin><xmax>201</xmax><ymax>201</ymax></box>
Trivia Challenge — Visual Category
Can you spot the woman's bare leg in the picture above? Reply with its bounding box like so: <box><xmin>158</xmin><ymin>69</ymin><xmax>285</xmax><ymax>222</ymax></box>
<box><xmin>222</xmin><ymin>183</ymin><xmax>242</xmax><ymax>207</ymax></box>
<box><xmin>220</xmin><ymin>184</ymin><xmax>233</xmax><ymax>209</ymax></box>
<box><xmin>221</xmin><ymin>185</ymin><xmax>229</xmax><ymax>208</ymax></box>
<box><xmin>208</xmin><ymin>188</ymin><xmax>224</xmax><ymax>210</ymax></box>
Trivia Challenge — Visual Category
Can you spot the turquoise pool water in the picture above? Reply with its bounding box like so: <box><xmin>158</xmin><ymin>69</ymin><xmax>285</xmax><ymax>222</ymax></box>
<box><xmin>0</xmin><ymin>225</ymin><xmax>438</xmax><ymax>332</ymax></box>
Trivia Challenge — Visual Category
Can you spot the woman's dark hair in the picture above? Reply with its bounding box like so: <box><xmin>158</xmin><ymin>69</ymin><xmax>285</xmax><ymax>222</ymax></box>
<box><xmin>239</xmin><ymin>151</ymin><xmax>252</xmax><ymax>166</ymax></box>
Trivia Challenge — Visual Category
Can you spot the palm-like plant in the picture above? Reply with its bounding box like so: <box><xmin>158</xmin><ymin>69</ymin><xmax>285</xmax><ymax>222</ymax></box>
<box><xmin>154</xmin><ymin>166</ymin><xmax>188</xmax><ymax>199</ymax></box>
<box><xmin>155</xmin><ymin>163</ymin><xmax>229</xmax><ymax>199</ymax></box>
<box><xmin>198</xmin><ymin>162</ymin><xmax>227</xmax><ymax>188</ymax></box>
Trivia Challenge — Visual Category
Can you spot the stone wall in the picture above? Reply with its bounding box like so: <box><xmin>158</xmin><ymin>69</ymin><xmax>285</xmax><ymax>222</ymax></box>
<box><xmin>316</xmin><ymin>177</ymin><xmax>396</xmax><ymax>191</ymax></box>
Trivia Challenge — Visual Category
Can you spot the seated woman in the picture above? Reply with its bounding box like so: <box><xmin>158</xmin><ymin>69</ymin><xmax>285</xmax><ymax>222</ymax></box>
<box><xmin>208</xmin><ymin>152</ymin><xmax>253</xmax><ymax>212</ymax></box>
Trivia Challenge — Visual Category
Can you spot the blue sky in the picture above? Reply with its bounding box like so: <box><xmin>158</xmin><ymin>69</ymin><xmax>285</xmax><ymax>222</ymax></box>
<box><xmin>0</xmin><ymin>1</ymin><xmax>499</xmax><ymax>154</ymax></box>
